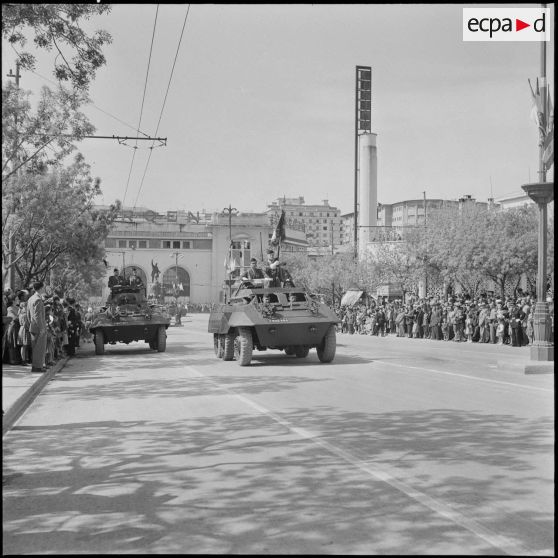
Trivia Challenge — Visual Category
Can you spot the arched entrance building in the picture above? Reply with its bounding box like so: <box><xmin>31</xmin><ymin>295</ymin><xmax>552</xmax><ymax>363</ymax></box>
<box><xmin>162</xmin><ymin>266</ymin><xmax>190</xmax><ymax>297</ymax></box>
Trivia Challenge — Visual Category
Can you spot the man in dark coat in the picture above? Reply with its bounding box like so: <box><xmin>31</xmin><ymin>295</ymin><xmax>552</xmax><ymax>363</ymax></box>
<box><xmin>430</xmin><ymin>302</ymin><xmax>442</xmax><ymax>340</ymax></box>
<box><xmin>508</xmin><ymin>302</ymin><xmax>525</xmax><ymax>347</ymax></box>
<box><xmin>108</xmin><ymin>268</ymin><xmax>123</xmax><ymax>288</ymax></box>
<box><xmin>27</xmin><ymin>281</ymin><xmax>47</xmax><ymax>372</ymax></box>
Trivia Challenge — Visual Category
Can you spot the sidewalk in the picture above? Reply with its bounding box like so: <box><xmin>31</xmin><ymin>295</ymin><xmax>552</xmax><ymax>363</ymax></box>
<box><xmin>2</xmin><ymin>356</ymin><xmax>69</xmax><ymax>436</ymax></box>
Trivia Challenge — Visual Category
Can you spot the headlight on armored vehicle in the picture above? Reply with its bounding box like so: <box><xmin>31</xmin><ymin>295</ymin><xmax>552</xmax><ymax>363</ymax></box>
<box><xmin>309</xmin><ymin>326</ymin><xmax>318</xmax><ymax>333</ymax></box>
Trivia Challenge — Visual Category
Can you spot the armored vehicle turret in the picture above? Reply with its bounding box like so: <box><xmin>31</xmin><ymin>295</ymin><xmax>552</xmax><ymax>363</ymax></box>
<box><xmin>208</xmin><ymin>278</ymin><xmax>340</xmax><ymax>366</ymax></box>
<box><xmin>90</xmin><ymin>284</ymin><xmax>171</xmax><ymax>355</ymax></box>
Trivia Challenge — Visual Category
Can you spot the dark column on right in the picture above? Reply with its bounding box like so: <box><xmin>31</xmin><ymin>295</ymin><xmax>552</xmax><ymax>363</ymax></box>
<box><xmin>521</xmin><ymin>182</ymin><xmax>554</xmax><ymax>366</ymax></box>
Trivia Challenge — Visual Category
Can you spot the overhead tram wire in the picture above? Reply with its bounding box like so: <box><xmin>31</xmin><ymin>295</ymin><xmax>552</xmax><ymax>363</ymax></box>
<box><xmin>121</xmin><ymin>4</ymin><xmax>160</xmax><ymax>210</ymax></box>
<box><xmin>25</xmin><ymin>71</ymin><xmax>150</xmax><ymax>139</ymax></box>
<box><xmin>9</xmin><ymin>45</ymin><xmax>151</xmax><ymax>139</ymax></box>
<box><xmin>132</xmin><ymin>4</ymin><xmax>191</xmax><ymax>214</ymax></box>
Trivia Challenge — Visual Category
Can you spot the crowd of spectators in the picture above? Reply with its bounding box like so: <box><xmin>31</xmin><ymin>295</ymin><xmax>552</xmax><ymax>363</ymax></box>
<box><xmin>334</xmin><ymin>291</ymin><xmax>554</xmax><ymax>347</ymax></box>
<box><xmin>2</xmin><ymin>284</ymin><xmax>91</xmax><ymax>370</ymax></box>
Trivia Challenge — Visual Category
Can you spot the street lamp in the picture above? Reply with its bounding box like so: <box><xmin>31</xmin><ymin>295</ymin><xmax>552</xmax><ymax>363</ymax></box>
<box><xmin>222</xmin><ymin>204</ymin><xmax>238</xmax><ymax>245</ymax></box>
<box><xmin>520</xmin><ymin>14</ymin><xmax>553</xmax><ymax>372</ymax></box>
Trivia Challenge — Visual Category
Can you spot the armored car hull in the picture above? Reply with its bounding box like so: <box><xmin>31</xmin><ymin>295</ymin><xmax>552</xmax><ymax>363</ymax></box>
<box><xmin>208</xmin><ymin>281</ymin><xmax>340</xmax><ymax>366</ymax></box>
<box><xmin>90</xmin><ymin>285</ymin><xmax>170</xmax><ymax>355</ymax></box>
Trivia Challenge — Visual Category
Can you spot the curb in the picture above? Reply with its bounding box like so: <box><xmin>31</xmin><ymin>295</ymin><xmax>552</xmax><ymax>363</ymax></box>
<box><xmin>497</xmin><ymin>359</ymin><xmax>554</xmax><ymax>375</ymax></box>
<box><xmin>524</xmin><ymin>362</ymin><xmax>555</xmax><ymax>375</ymax></box>
<box><xmin>2</xmin><ymin>356</ymin><xmax>70</xmax><ymax>436</ymax></box>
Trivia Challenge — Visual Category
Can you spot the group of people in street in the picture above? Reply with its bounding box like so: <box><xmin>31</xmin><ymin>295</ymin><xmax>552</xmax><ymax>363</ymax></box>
<box><xmin>2</xmin><ymin>282</ymin><xmax>92</xmax><ymax>372</ymax></box>
<box><xmin>335</xmin><ymin>293</ymin><xmax>554</xmax><ymax>347</ymax></box>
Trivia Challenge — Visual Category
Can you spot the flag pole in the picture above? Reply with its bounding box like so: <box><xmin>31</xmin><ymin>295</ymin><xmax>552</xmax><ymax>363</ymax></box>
<box><xmin>539</xmin><ymin>2</ymin><xmax>547</xmax><ymax>183</ymax></box>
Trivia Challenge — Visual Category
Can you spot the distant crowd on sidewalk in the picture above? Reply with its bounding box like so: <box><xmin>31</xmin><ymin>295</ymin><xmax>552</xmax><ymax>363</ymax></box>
<box><xmin>2</xmin><ymin>282</ymin><xmax>94</xmax><ymax>372</ymax></box>
<box><xmin>334</xmin><ymin>291</ymin><xmax>554</xmax><ymax>347</ymax></box>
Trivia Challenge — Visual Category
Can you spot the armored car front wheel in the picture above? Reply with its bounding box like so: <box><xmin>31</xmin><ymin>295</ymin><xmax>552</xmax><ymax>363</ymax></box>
<box><xmin>157</xmin><ymin>326</ymin><xmax>167</xmax><ymax>352</ymax></box>
<box><xmin>214</xmin><ymin>333</ymin><xmax>224</xmax><ymax>358</ymax></box>
<box><xmin>317</xmin><ymin>325</ymin><xmax>336</xmax><ymax>363</ymax></box>
<box><xmin>234</xmin><ymin>327</ymin><xmax>253</xmax><ymax>366</ymax></box>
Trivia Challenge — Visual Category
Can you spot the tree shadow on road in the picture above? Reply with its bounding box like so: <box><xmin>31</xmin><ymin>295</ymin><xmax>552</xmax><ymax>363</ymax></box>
<box><xmin>3</xmin><ymin>401</ymin><xmax>553</xmax><ymax>555</ymax></box>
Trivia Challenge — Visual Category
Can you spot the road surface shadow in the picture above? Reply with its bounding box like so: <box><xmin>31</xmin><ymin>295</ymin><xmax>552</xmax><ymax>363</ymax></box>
<box><xmin>3</xmin><ymin>404</ymin><xmax>553</xmax><ymax>555</ymax></box>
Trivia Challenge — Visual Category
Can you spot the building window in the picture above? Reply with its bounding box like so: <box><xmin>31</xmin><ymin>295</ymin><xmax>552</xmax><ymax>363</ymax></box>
<box><xmin>129</xmin><ymin>240</ymin><xmax>136</xmax><ymax>249</ymax></box>
<box><xmin>118</xmin><ymin>240</ymin><xmax>127</xmax><ymax>248</ymax></box>
<box><xmin>173</xmin><ymin>241</ymin><xmax>180</xmax><ymax>249</ymax></box>
<box><xmin>138</xmin><ymin>240</ymin><xmax>147</xmax><ymax>249</ymax></box>
<box><xmin>182</xmin><ymin>241</ymin><xmax>191</xmax><ymax>249</ymax></box>
<box><xmin>163</xmin><ymin>241</ymin><xmax>171</xmax><ymax>249</ymax></box>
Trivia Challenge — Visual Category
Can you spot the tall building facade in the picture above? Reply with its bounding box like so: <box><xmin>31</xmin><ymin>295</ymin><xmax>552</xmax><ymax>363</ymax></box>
<box><xmin>98</xmin><ymin>206</ymin><xmax>307</xmax><ymax>304</ymax></box>
<box><xmin>266</xmin><ymin>196</ymin><xmax>342</xmax><ymax>248</ymax></box>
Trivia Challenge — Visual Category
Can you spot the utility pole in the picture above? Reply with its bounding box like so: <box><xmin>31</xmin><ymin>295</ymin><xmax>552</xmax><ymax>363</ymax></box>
<box><xmin>6</xmin><ymin>62</ymin><xmax>21</xmax><ymax>87</ymax></box>
<box><xmin>423</xmin><ymin>191</ymin><xmax>427</xmax><ymax>298</ymax></box>
<box><xmin>6</xmin><ymin>62</ymin><xmax>21</xmax><ymax>292</ymax></box>
<box><xmin>538</xmin><ymin>4</ymin><xmax>547</xmax><ymax>183</ymax></box>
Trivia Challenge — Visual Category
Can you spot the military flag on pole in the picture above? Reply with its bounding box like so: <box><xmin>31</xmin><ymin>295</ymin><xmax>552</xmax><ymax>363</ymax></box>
<box><xmin>270</xmin><ymin>210</ymin><xmax>286</xmax><ymax>247</ymax></box>
<box><xmin>528</xmin><ymin>77</ymin><xmax>554</xmax><ymax>169</ymax></box>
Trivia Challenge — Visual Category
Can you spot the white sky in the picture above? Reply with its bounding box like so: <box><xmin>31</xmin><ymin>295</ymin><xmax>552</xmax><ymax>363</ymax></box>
<box><xmin>2</xmin><ymin>3</ymin><xmax>554</xmax><ymax>215</ymax></box>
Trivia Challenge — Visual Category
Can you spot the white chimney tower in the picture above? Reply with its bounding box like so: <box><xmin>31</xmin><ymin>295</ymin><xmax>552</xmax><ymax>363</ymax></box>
<box><xmin>358</xmin><ymin>132</ymin><xmax>378</xmax><ymax>259</ymax></box>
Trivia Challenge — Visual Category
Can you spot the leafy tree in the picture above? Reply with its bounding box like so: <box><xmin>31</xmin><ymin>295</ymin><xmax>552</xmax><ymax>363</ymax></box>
<box><xmin>285</xmin><ymin>252</ymin><xmax>361</xmax><ymax>306</ymax></box>
<box><xmin>2</xmin><ymin>4</ymin><xmax>112</xmax><ymax>90</ymax></box>
<box><xmin>3</xmin><ymin>82</ymin><xmax>98</xmax><ymax>286</ymax></box>
<box><xmin>2</xmin><ymin>82</ymin><xmax>94</xmax><ymax>182</ymax></box>
<box><xmin>2</xmin><ymin>153</ymin><xmax>120</xmax><ymax>289</ymax></box>
<box><xmin>368</xmin><ymin>241</ymin><xmax>421</xmax><ymax>298</ymax></box>
<box><xmin>48</xmin><ymin>253</ymin><xmax>107</xmax><ymax>301</ymax></box>
<box><xmin>405</xmin><ymin>203</ymin><xmax>544</xmax><ymax>299</ymax></box>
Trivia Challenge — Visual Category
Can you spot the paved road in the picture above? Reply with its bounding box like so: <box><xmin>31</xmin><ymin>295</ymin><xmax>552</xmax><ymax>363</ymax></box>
<box><xmin>3</xmin><ymin>314</ymin><xmax>554</xmax><ymax>555</ymax></box>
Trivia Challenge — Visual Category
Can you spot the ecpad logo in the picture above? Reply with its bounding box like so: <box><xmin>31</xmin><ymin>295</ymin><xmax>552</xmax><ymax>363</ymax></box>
<box><xmin>463</xmin><ymin>8</ymin><xmax>551</xmax><ymax>41</ymax></box>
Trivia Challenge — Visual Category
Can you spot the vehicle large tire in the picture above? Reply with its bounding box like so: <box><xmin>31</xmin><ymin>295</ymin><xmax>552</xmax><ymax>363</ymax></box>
<box><xmin>284</xmin><ymin>346</ymin><xmax>295</xmax><ymax>356</ymax></box>
<box><xmin>94</xmin><ymin>330</ymin><xmax>105</xmax><ymax>355</ymax></box>
<box><xmin>234</xmin><ymin>327</ymin><xmax>253</xmax><ymax>366</ymax></box>
<box><xmin>214</xmin><ymin>333</ymin><xmax>224</xmax><ymax>358</ymax></box>
<box><xmin>295</xmin><ymin>346</ymin><xmax>310</xmax><ymax>358</ymax></box>
<box><xmin>157</xmin><ymin>326</ymin><xmax>167</xmax><ymax>352</ymax></box>
<box><xmin>149</xmin><ymin>340</ymin><xmax>157</xmax><ymax>350</ymax></box>
<box><xmin>317</xmin><ymin>325</ymin><xmax>336</xmax><ymax>363</ymax></box>
<box><xmin>223</xmin><ymin>333</ymin><xmax>235</xmax><ymax>361</ymax></box>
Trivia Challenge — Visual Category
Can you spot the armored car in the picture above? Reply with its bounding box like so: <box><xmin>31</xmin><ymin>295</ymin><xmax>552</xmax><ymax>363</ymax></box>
<box><xmin>208</xmin><ymin>279</ymin><xmax>340</xmax><ymax>366</ymax></box>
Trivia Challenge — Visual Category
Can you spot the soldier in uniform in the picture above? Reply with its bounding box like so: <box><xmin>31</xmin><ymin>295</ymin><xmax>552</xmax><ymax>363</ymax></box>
<box><xmin>108</xmin><ymin>268</ymin><xmax>123</xmax><ymax>288</ymax></box>
<box><xmin>242</xmin><ymin>258</ymin><xmax>266</xmax><ymax>281</ymax></box>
